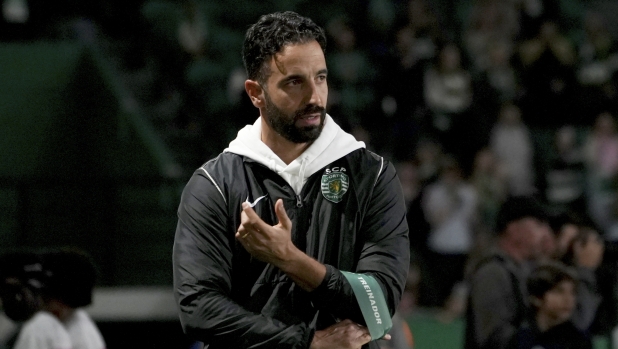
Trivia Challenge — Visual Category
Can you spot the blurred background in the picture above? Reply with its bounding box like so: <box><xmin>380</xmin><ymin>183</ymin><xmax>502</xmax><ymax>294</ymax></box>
<box><xmin>1</xmin><ymin>0</ymin><xmax>618</xmax><ymax>348</ymax></box>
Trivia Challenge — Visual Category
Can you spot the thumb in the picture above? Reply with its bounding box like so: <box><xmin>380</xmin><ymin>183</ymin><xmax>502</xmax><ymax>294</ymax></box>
<box><xmin>275</xmin><ymin>199</ymin><xmax>292</xmax><ymax>230</ymax></box>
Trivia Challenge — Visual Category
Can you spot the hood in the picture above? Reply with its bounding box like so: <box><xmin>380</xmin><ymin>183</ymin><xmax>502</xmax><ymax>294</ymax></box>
<box><xmin>224</xmin><ymin>114</ymin><xmax>365</xmax><ymax>195</ymax></box>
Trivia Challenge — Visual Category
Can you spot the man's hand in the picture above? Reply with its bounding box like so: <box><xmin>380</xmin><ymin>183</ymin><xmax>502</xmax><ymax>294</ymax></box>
<box><xmin>235</xmin><ymin>198</ymin><xmax>326</xmax><ymax>291</ymax></box>
<box><xmin>310</xmin><ymin>320</ymin><xmax>375</xmax><ymax>349</ymax></box>
<box><xmin>236</xmin><ymin>198</ymin><xmax>295</xmax><ymax>266</ymax></box>
<box><xmin>573</xmin><ymin>229</ymin><xmax>604</xmax><ymax>269</ymax></box>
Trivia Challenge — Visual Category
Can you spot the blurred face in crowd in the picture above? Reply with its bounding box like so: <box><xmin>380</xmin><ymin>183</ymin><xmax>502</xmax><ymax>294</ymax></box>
<box><xmin>594</xmin><ymin>112</ymin><xmax>616</xmax><ymax>137</ymax></box>
<box><xmin>514</xmin><ymin>218</ymin><xmax>552</xmax><ymax>260</ymax></box>
<box><xmin>258</xmin><ymin>41</ymin><xmax>328</xmax><ymax>144</ymax></box>
<box><xmin>534</xmin><ymin>280</ymin><xmax>576</xmax><ymax>328</ymax></box>
<box><xmin>499</xmin><ymin>104</ymin><xmax>522</xmax><ymax>125</ymax></box>
<box><xmin>473</xmin><ymin>148</ymin><xmax>497</xmax><ymax>175</ymax></box>
<box><xmin>439</xmin><ymin>44</ymin><xmax>461</xmax><ymax>71</ymax></box>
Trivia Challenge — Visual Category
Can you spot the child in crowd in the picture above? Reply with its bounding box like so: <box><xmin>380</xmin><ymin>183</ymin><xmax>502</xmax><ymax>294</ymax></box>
<box><xmin>507</xmin><ymin>261</ymin><xmax>592</xmax><ymax>349</ymax></box>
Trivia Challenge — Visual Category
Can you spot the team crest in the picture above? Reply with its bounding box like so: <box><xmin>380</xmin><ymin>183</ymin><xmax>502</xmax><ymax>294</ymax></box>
<box><xmin>321</xmin><ymin>167</ymin><xmax>349</xmax><ymax>203</ymax></box>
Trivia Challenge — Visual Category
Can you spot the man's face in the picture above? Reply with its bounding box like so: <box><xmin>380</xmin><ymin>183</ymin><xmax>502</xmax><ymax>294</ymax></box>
<box><xmin>537</xmin><ymin>280</ymin><xmax>576</xmax><ymax>325</ymax></box>
<box><xmin>261</xmin><ymin>40</ymin><xmax>328</xmax><ymax>143</ymax></box>
<box><xmin>519</xmin><ymin>218</ymin><xmax>552</xmax><ymax>259</ymax></box>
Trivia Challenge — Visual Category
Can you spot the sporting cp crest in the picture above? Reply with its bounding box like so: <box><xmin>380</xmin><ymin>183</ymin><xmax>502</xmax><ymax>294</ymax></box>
<box><xmin>321</xmin><ymin>167</ymin><xmax>349</xmax><ymax>203</ymax></box>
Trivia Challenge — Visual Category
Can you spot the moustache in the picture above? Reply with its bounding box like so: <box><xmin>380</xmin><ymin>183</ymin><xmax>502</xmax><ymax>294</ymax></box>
<box><xmin>295</xmin><ymin>105</ymin><xmax>325</xmax><ymax>120</ymax></box>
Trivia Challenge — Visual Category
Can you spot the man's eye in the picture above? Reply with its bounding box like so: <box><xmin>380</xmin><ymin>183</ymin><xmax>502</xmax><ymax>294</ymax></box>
<box><xmin>317</xmin><ymin>75</ymin><xmax>327</xmax><ymax>82</ymax></box>
<box><xmin>287</xmin><ymin>79</ymin><xmax>302</xmax><ymax>86</ymax></box>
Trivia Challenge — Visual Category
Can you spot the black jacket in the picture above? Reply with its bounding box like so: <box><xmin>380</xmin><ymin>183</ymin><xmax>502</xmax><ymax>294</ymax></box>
<box><xmin>173</xmin><ymin>149</ymin><xmax>410</xmax><ymax>349</ymax></box>
<box><xmin>507</xmin><ymin>320</ymin><xmax>593</xmax><ymax>349</ymax></box>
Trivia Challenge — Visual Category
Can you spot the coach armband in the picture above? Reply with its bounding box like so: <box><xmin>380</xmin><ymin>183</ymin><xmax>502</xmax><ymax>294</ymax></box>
<box><xmin>340</xmin><ymin>271</ymin><xmax>393</xmax><ymax>340</ymax></box>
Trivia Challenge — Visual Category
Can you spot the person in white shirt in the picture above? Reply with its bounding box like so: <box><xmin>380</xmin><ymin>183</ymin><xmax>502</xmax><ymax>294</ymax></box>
<box><xmin>13</xmin><ymin>311</ymin><xmax>71</xmax><ymax>349</ymax></box>
<box><xmin>40</xmin><ymin>248</ymin><xmax>106</xmax><ymax>349</ymax></box>
<box><xmin>64</xmin><ymin>310</ymin><xmax>105</xmax><ymax>349</ymax></box>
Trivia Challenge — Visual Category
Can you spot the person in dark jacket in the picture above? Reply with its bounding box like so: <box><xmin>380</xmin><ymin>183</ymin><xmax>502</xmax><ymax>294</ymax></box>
<box><xmin>507</xmin><ymin>261</ymin><xmax>593</xmax><ymax>349</ymax></box>
<box><xmin>172</xmin><ymin>11</ymin><xmax>410</xmax><ymax>349</ymax></box>
<box><xmin>465</xmin><ymin>196</ymin><xmax>553</xmax><ymax>349</ymax></box>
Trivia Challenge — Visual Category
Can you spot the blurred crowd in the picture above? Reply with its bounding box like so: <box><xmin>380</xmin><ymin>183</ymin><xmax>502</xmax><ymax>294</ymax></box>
<box><xmin>2</xmin><ymin>0</ymin><xmax>618</xmax><ymax>347</ymax></box>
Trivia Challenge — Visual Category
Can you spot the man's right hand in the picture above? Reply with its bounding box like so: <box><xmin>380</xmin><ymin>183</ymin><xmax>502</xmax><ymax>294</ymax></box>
<box><xmin>310</xmin><ymin>319</ymin><xmax>373</xmax><ymax>349</ymax></box>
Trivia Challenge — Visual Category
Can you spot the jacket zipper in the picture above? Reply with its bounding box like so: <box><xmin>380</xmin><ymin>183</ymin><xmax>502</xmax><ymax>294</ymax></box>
<box><xmin>296</xmin><ymin>194</ymin><xmax>303</xmax><ymax>208</ymax></box>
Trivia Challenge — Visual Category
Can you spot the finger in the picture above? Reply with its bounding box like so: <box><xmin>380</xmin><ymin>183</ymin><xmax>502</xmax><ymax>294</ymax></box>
<box><xmin>241</xmin><ymin>202</ymin><xmax>270</xmax><ymax>233</ymax></box>
<box><xmin>382</xmin><ymin>334</ymin><xmax>391</xmax><ymax>341</ymax></box>
<box><xmin>356</xmin><ymin>332</ymin><xmax>372</xmax><ymax>345</ymax></box>
<box><xmin>274</xmin><ymin>199</ymin><xmax>292</xmax><ymax>230</ymax></box>
<box><xmin>235</xmin><ymin>231</ymin><xmax>251</xmax><ymax>249</ymax></box>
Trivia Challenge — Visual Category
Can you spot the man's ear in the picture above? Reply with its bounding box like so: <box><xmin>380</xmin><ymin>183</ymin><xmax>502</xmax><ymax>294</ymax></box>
<box><xmin>245</xmin><ymin>80</ymin><xmax>264</xmax><ymax>108</ymax></box>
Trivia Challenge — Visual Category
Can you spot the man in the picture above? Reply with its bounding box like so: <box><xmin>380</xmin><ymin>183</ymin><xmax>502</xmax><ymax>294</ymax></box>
<box><xmin>172</xmin><ymin>11</ymin><xmax>410</xmax><ymax>349</ymax></box>
<box><xmin>465</xmin><ymin>196</ymin><xmax>552</xmax><ymax>349</ymax></box>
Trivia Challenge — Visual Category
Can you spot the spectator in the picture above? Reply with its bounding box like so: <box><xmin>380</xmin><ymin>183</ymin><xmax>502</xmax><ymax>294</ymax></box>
<box><xmin>414</xmin><ymin>137</ymin><xmax>443</xmax><ymax>187</ymax></box>
<box><xmin>41</xmin><ymin>248</ymin><xmax>105</xmax><ymax>349</ymax></box>
<box><xmin>575</xmin><ymin>10</ymin><xmax>618</xmax><ymax>122</ymax></box>
<box><xmin>376</xmin><ymin>19</ymin><xmax>431</xmax><ymax>160</ymax></box>
<box><xmin>12</xmin><ymin>247</ymin><xmax>105</xmax><ymax>349</ymax></box>
<box><xmin>583</xmin><ymin>111</ymin><xmax>618</xmax><ymax>232</ymax></box>
<box><xmin>489</xmin><ymin>102</ymin><xmax>536</xmax><ymax>196</ymax></box>
<box><xmin>1</xmin><ymin>249</ymin><xmax>72</xmax><ymax>349</ymax></box>
<box><xmin>470</xmin><ymin>147</ymin><xmax>508</xmax><ymax>237</ymax></box>
<box><xmin>465</xmin><ymin>148</ymin><xmax>509</xmax><ymax>300</ymax></box>
<box><xmin>465</xmin><ymin>195</ymin><xmax>552</xmax><ymax>349</ymax></box>
<box><xmin>325</xmin><ymin>15</ymin><xmax>377</xmax><ymax>131</ymax></box>
<box><xmin>462</xmin><ymin>0</ymin><xmax>519</xmax><ymax>74</ymax></box>
<box><xmin>541</xmin><ymin>125</ymin><xmax>586</xmax><ymax>214</ymax></box>
<box><xmin>403</xmin><ymin>0</ymin><xmax>443</xmax><ymax>66</ymax></box>
<box><xmin>423</xmin><ymin>42</ymin><xmax>474</xmax><ymax>162</ymax></box>
<box><xmin>517</xmin><ymin>20</ymin><xmax>578</xmax><ymax>128</ymax></box>
<box><xmin>507</xmin><ymin>261</ymin><xmax>593</xmax><ymax>349</ymax></box>
<box><xmin>516</xmin><ymin>0</ymin><xmax>563</xmax><ymax>41</ymax></box>
<box><xmin>421</xmin><ymin>155</ymin><xmax>477</xmax><ymax>310</ymax></box>
<box><xmin>551</xmin><ymin>217</ymin><xmax>604</xmax><ymax>333</ymax></box>
<box><xmin>483</xmin><ymin>41</ymin><xmax>521</xmax><ymax>104</ymax></box>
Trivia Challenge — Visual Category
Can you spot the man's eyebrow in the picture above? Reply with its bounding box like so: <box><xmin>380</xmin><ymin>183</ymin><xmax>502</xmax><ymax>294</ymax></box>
<box><xmin>317</xmin><ymin>69</ymin><xmax>328</xmax><ymax>76</ymax></box>
<box><xmin>283</xmin><ymin>74</ymin><xmax>303</xmax><ymax>82</ymax></box>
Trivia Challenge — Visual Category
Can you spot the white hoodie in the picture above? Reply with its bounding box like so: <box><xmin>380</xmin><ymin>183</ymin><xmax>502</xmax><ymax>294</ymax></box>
<box><xmin>224</xmin><ymin>114</ymin><xmax>365</xmax><ymax>195</ymax></box>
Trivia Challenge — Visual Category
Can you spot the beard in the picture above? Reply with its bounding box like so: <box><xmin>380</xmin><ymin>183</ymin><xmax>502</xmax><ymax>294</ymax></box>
<box><xmin>263</xmin><ymin>91</ymin><xmax>326</xmax><ymax>144</ymax></box>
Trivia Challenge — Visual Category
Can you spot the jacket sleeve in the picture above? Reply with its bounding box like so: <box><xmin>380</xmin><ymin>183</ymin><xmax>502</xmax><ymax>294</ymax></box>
<box><xmin>571</xmin><ymin>266</ymin><xmax>602</xmax><ymax>332</ymax></box>
<box><xmin>173</xmin><ymin>173</ymin><xmax>313</xmax><ymax>349</ymax></box>
<box><xmin>309</xmin><ymin>161</ymin><xmax>410</xmax><ymax>323</ymax></box>
<box><xmin>468</xmin><ymin>263</ymin><xmax>518</xmax><ymax>349</ymax></box>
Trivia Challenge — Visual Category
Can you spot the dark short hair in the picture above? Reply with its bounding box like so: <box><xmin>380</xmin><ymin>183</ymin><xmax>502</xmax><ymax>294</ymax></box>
<box><xmin>42</xmin><ymin>247</ymin><xmax>97</xmax><ymax>308</ymax></box>
<box><xmin>495</xmin><ymin>196</ymin><xmax>549</xmax><ymax>234</ymax></box>
<box><xmin>242</xmin><ymin>11</ymin><xmax>326</xmax><ymax>83</ymax></box>
<box><xmin>527</xmin><ymin>261</ymin><xmax>577</xmax><ymax>300</ymax></box>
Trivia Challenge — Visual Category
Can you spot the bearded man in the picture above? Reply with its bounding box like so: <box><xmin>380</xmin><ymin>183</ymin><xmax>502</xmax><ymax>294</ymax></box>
<box><xmin>172</xmin><ymin>11</ymin><xmax>409</xmax><ymax>349</ymax></box>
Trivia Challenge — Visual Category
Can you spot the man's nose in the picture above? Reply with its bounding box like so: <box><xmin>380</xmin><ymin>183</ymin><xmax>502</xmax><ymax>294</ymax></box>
<box><xmin>306</xmin><ymin>81</ymin><xmax>322</xmax><ymax>106</ymax></box>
